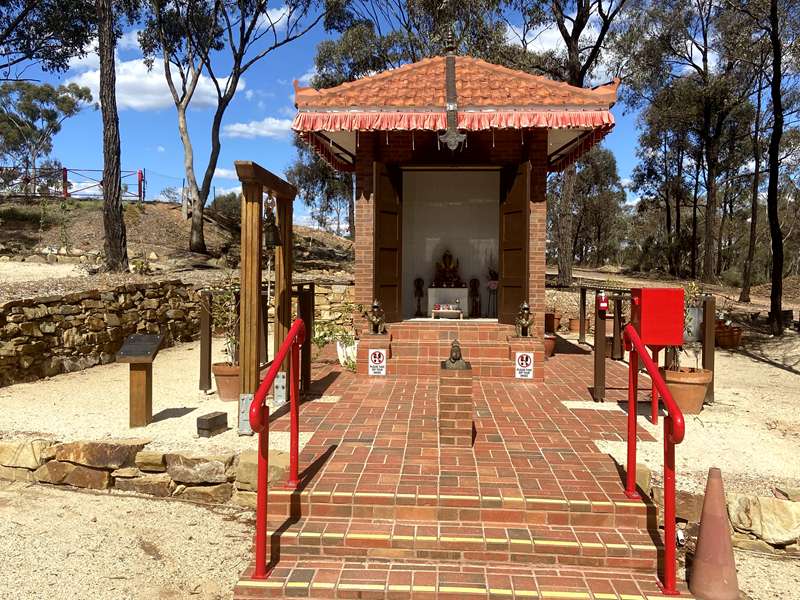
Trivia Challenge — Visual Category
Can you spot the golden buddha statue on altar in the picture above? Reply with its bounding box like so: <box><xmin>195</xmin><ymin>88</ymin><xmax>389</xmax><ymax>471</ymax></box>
<box><xmin>432</xmin><ymin>250</ymin><xmax>465</xmax><ymax>288</ymax></box>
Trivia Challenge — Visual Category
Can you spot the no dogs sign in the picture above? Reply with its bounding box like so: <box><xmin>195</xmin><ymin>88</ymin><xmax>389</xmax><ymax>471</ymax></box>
<box><xmin>515</xmin><ymin>352</ymin><xmax>533</xmax><ymax>379</ymax></box>
<box><xmin>368</xmin><ymin>349</ymin><xmax>387</xmax><ymax>376</ymax></box>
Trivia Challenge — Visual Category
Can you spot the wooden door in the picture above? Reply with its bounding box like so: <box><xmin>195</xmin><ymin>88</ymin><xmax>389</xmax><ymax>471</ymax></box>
<box><xmin>373</xmin><ymin>162</ymin><xmax>402</xmax><ymax>322</ymax></box>
<box><xmin>498</xmin><ymin>163</ymin><xmax>530</xmax><ymax>324</ymax></box>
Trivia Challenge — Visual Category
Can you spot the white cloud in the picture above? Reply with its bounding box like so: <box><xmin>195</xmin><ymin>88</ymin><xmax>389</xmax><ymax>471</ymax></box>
<box><xmin>245</xmin><ymin>90</ymin><xmax>254</xmax><ymax>100</ymax></box>
<box><xmin>297</xmin><ymin>67</ymin><xmax>316</xmax><ymax>86</ymax></box>
<box><xmin>68</xmin><ymin>55</ymin><xmax>244</xmax><ymax>111</ymax></box>
<box><xmin>118</xmin><ymin>30</ymin><xmax>141</xmax><ymax>51</ymax></box>
<box><xmin>258</xmin><ymin>6</ymin><xmax>289</xmax><ymax>31</ymax></box>
<box><xmin>504</xmin><ymin>22</ymin><xmax>564</xmax><ymax>54</ymax></box>
<box><xmin>621</xmin><ymin>177</ymin><xmax>633</xmax><ymax>189</ymax></box>
<box><xmin>215</xmin><ymin>185</ymin><xmax>242</xmax><ymax>196</ymax></box>
<box><xmin>156</xmin><ymin>145</ymin><xmax>166</xmax><ymax>153</ymax></box>
<box><xmin>214</xmin><ymin>167</ymin><xmax>238</xmax><ymax>180</ymax></box>
<box><xmin>222</xmin><ymin>117</ymin><xmax>293</xmax><ymax>139</ymax></box>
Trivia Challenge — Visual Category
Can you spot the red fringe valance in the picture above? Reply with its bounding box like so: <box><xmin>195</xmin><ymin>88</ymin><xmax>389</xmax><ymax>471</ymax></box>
<box><xmin>292</xmin><ymin>109</ymin><xmax>614</xmax><ymax>132</ymax></box>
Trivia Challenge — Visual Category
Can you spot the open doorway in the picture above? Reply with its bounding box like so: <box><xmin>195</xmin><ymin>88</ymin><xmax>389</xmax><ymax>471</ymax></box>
<box><xmin>401</xmin><ymin>169</ymin><xmax>500</xmax><ymax>319</ymax></box>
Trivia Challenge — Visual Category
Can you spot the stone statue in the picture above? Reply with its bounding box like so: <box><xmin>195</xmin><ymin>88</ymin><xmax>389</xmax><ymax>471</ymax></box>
<box><xmin>364</xmin><ymin>299</ymin><xmax>386</xmax><ymax>334</ymax></box>
<box><xmin>441</xmin><ymin>339</ymin><xmax>470</xmax><ymax>370</ymax></box>
<box><xmin>515</xmin><ymin>302</ymin><xmax>535</xmax><ymax>337</ymax></box>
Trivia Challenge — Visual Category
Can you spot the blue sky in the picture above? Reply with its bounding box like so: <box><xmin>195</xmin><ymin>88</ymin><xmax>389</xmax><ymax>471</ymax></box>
<box><xmin>40</xmin><ymin>23</ymin><xmax>640</xmax><ymax>224</ymax></box>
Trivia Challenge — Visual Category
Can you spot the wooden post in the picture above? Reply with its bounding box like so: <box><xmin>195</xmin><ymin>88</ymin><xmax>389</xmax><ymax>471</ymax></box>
<box><xmin>259</xmin><ymin>288</ymin><xmax>269</xmax><ymax>364</ymax></box>
<box><xmin>612</xmin><ymin>296</ymin><xmax>623</xmax><ymax>360</ymax></box>
<box><xmin>129</xmin><ymin>364</ymin><xmax>153</xmax><ymax>427</ymax></box>
<box><xmin>239</xmin><ymin>181</ymin><xmax>263</xmax><ymax>396</ymax></box>
<box><xmin>298</xmin><ymin>283</ymin><xmax>314</xmax><ymax>392</ymax></box>
<box><xmin>199</xmin><ymin>291</ymin><xmax>212</xmax><ymax>392</ymax></box>
<box><xmin>593</xmin><ymin>291</ymin><xmax>605</xmax><ymax>401</ymax></box>
<box><xmin>579</xmin><ymin>287</ymin><xmax>587</xmax><ymax>344</ymax></box>
<box><xmin>702</xmin><ymin>295</ymin><xmax>716</xmax><ymax>403</ymax></box>
<box><xmin>274</xmin><ymin>196</ymin><xmax>293</xmax><ymax>372</ymax></box>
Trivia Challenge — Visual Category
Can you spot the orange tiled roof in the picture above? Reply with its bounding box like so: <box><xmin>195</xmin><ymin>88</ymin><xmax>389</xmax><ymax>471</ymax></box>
<box><xmin>294</xmin><ymin>56</ymin><xmax>618</xmax><ymax>111</ymax></box>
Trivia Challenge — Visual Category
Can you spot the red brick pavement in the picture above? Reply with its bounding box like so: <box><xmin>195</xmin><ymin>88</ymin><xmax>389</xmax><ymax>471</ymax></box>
<box><xmin>235</xmin><ymin>345</ymin><xmax>688</xmax><ymax>599</ymax></box>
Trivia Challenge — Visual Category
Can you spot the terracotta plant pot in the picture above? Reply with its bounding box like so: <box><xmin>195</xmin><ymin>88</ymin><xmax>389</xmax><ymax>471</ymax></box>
<box><xmin>718</xmin><ymin>326</ymin><xmax>742</xmax><ymax>349</ymax></box>
<box><xmin>544</xmin><ymin>334</ymin><xmax>557</xmax><ymax>358</ymax></box>
<box><xmin>568</xmin><ymin>317</ymin><xmax>589</xmax><ymax>332</ymax></box>
<box><xmin>659</xmin><ymin>367</ymin><xmax>713</xmax><ymax>415</ymax></box>
<box><xmin>212</xmin><ymin>362</ymin><xmax>240</xmax><ymax>402</ymax></box>
<box><xmin>544</xmin><ymin>312</ymin><xmax>562</xmax><ymax>333</ymax></box>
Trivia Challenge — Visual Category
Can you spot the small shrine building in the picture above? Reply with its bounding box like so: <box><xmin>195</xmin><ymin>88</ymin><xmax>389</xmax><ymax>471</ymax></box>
<box><xmin>293</xmin><ymin>51</ymin><xmax>618</xmax><ymax>380</ymax></box>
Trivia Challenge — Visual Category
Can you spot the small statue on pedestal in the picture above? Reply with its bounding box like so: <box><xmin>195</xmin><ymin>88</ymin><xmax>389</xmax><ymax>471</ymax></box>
<box><xmin>441</xmin><ymin>339</ymin><xmax>470</xmax><ymax>370</ymax></box>
<box><xmin>364</xmin><ymin>299</ymin><xmax>386</xmax><ymax>334</ymax></box>
<box><xmin>468</xmin><ymin>278</ymin><xmax>480</xmax><ymax>318</ymax></box>
<box><xmin>515</xmin><ymin>302</ymin><xmax>535</xmax><ymax>337</ymax></box>
<box><xmin>414</xmin><ymin>277</ymin><xmax>424</xmax><ymax>317</ymax></box>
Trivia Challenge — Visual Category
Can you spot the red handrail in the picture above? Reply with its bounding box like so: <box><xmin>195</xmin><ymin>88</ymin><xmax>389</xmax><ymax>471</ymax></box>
<box><xmin>248</xmin><ymin>318</ymin><xmax>306</xmax><ymax>580</ymax></box>
<box><xmin>623</xmin><ymin>323</ymin><xmax>685</xmax><ymax>596</ymax></box>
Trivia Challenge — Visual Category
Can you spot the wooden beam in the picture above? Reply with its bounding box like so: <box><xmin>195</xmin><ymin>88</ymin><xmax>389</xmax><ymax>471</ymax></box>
<box><xmin>239</xmin><ymin>181</ymin><xmax>263</xmax><ymax>396</ymax></box>
<box><xmin>593</xmin><ymin>292</ymin><xmax>605</xmax><ymax>401</ymax></box>
<box><xmin>702</xmin><ymin>295</ymin><xmax>715</xmax><ymax>403</ymax></box>
<box><xmin>235</xmin><ymin>160</ymin><xmax>297</xmax><ymax>200</ymax></box>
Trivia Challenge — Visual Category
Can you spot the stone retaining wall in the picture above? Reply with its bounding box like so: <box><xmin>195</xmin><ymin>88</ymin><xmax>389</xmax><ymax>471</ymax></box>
<box><xmin>0</xmin><ymin>280</ymin><xmax>202</xmax><ymax>387</ymax></box>
<box><xmin>0</xmin><ymin>437</ymin><xmax>284</xmax><ymax>509</ymax></box>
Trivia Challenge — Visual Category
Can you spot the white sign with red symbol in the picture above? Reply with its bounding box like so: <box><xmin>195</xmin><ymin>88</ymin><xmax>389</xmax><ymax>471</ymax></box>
<box><xmin>368</xmin><ymin>349</ymin><xmax>387</xmax><ymax>376</ymax></box>
<box><xmin>515</xmin><ymin>351</ymin><xmax>534</xmax><ymax>379</ymax></box>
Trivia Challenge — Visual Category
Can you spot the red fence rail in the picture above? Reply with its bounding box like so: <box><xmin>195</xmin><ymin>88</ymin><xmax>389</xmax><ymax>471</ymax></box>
<box><xmin>248</xmin><ymin>318</ymin><xmax>306</xmax><ymax>579</ymax></box>
<box><xmin>623</xmin><ymin>323</ymin><xmax>685</xmax><ymax>596</ymax></box>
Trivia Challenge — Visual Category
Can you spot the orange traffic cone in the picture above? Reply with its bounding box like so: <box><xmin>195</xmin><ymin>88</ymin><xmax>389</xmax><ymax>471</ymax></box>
<box><xmin>689</xmin><ymin>467</ymin><xmax>739</xmax><ymax>600</ymax></box>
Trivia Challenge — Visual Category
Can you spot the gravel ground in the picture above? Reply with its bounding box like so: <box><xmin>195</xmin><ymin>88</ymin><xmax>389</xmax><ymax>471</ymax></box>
<box><xmin>0</xmin><ymin>480</ymin><xmax>251</xmax><ymax>600</ymax></box>
<box><xmin>734</xmin><ymin>549</ymin><xmax>800</xmax><ymax>600</ymax></box>
<box><xmin>0</xmin><ymin>261</ymin><xmax>83</xmax><ymax>284</ymax></box>
<box><xmin>592</xmin><ymin>330</ymin><xmax>800</xmax><ymax>495</ymax></box>
<box><xmin>0</xmin><ymin>339</ymin><xmax>314</xmax><ymax>455</ymax></box>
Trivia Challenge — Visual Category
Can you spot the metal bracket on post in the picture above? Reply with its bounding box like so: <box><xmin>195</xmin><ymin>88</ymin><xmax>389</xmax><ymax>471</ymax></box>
<box><xmin>238</xmin><ymin>394</ymin><xmax>254</xmax><ymax>436</ymax></box>
<box><xmin>273</xmin><ymin>371</ymin><xmax>287</xmax><ymax>407</ymax></box>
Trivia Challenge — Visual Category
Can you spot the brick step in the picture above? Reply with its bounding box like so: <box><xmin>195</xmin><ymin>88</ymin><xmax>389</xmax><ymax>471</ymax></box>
<box><xmin>234</xmin><ymin>557</ymin><xmax>692</xmax><ymax>599</ymax></box>
<box><xmin>386</xmin><ymin>322</ymin><xmax>515</xmax><ymax>342</ymax></box>
<box><xmin>386</xmin><ymin>358</ymin><xmax>517</xmax><ymax>378</ymax></box>
<box><xmin>263</xmin><ymin>488</ymin><xmax>655</xmax><ymax>529</ymax></box>
<box><xmin>265</xmin><ymin>517</ymin><xmax>661</xmax><ymax>571</ymax></box>
<box><xmin>389</xmin><ymin>340</ymin><xmax>513</xmax><ymax>360</ymax></box>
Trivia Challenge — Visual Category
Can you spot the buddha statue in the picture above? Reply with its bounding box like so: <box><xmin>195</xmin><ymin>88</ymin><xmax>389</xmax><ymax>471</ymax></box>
<box><xmin>432</xmin><ymin>250</ymin><xmax>464</xmax><ymax>288</ymax></box>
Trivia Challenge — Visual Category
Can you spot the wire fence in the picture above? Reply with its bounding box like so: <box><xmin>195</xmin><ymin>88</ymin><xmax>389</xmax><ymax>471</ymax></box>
<box><xmin>0</xmin><ymin>166</ymin><xmax>144</xmax><ymax>201</ymax></box>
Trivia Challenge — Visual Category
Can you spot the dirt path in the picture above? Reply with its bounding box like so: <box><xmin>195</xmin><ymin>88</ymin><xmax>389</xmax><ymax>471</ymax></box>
<box><xmin>0</xmin><ymin>480</ymin><xmax>251</xmax><ymax>600</ymax></box>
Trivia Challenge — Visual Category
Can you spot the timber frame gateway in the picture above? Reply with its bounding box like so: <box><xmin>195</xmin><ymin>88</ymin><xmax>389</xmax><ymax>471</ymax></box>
<box><xmin>293</xmin><ymin>49</ymin><xmax>618</xmax><ymax>381</ymax></box>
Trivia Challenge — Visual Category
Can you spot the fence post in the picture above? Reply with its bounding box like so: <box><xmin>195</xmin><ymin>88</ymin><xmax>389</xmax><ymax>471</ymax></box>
<box><xmin>199</xmin><ymin>291</ymin><xmax>212</xmax><ymax>392</ymax></box>
<box><xmin>702</xmin><ymin>295</ymin><xmax>716</xmax><ymax>403</ymax></box>
<box><xmin>593</xmin><ymin>291</ymin><xmax>605</xmax><ymax>401</ymax></box>
<box><xmin>579</xmin><ymin>287</ymin><xmax>587</xmax><ymax>344</ymax></box>
<box><xmin>612</xmin><ymin>295</ymin><xmax>623</xmax><ymax>360</ymax></box>
<box><xmin>62</xmin><ymin>167</ymin><xmax>69</xmax><ymax>199</ymax></box>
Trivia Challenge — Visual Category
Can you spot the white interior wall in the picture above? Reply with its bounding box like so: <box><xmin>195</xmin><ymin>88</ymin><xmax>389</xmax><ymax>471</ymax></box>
<box><xmin>401</xmin><ymin>170</ymin><xmax>499</xmax><ymax>319</ymax></box>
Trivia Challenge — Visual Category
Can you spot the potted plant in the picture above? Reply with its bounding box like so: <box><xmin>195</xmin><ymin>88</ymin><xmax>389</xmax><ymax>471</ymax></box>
<box><xmin>545</xmin><ymin>303</ymin><xmax>561</xmax><ymax>333</ymax></box>
<box><xmin>312</xmin><ymin>304</ymin><xmax>359</xmax><ymax>371</ymax></box>
<box><xmin>210</xmin><ymin>280</ymin><xmax>241</xmax><ymax>402</ymax></box>
<box><xmin>683</xmin><ymin>282</ymin><xmax>704</xmax><ymax>343</ymax></box>
<box><xmin>660</xmin><ymin>288</ymin><xmax>713</xmax><ymax>414</ymax></box>
<box><xmin>544</xmin><ymin>334</ymin><xmax>557</xmax><ymax>357</ymax></box>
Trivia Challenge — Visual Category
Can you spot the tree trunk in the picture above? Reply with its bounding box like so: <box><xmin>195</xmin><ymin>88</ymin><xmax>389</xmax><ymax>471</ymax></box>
<box><xmin>740</xmin><ymin>78</ymin><xmax>763</xmax><ymax>303</ymax></box>
<box><xmin>702</xmin><ymin>143</ymin><xmax>719</xmax><ymax>283</ymax></box>
<box><xmin>691</xmin><ymin>154</ymin><xmax>701</xmax><ymax>279</ymax></box>
<box><xmin>176</xmin><ymin>106</ymin><xmax>203</xmax><ymax>237</ymax></box>
<box><xmin>556</xmin><ymin>164</ymin><xmax>576</xmax><ymax>286</ymax></box>
<box><xmin>97</xmin><ymin>0</ymin><xmax>128</xmax><ymax>272</ymax></box>
<box><xmin>348</xmin><ymin>174</ymin><xmax>355</xmax><ymax>238</ymax></box>
<box><xmin>675</xmin><ymin>147</ymin><xmax>683</xmax><ymax>276</ymax></box>
<box><xmin>767</xmin><ymin>0</ymin><xmax>784</xmax><ymax>335</ymax></box>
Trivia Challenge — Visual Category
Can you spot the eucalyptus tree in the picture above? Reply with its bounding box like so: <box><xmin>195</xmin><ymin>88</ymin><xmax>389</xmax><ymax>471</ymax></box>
<box><xmin>0</xmin><ymin>82</ymin><xmax>91</xmax><ymax>194</ymax></box>
<box><xmin>618</xmin><ymin>0</ymin><xmax>762</xmax><ymax>284</ymax></box>
<box><xmin>141</xmin><ymin>0</ymin><xmax>341</xmax><ymax>254</ymax></box>
<box><xmin>503</xmin><ymin>0</ymin><xmax>638</xmax><ymax>286</ymax></box>
<box><xmin>0</xmin><ymin>1</ymin><xmax>94</xmax><ymax>80</ymax></box>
